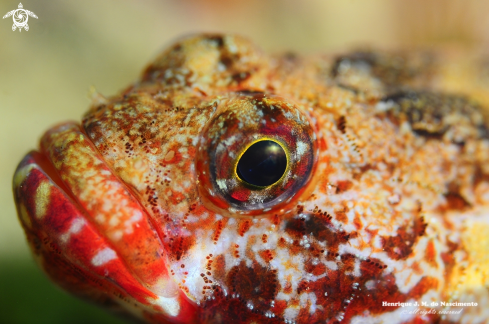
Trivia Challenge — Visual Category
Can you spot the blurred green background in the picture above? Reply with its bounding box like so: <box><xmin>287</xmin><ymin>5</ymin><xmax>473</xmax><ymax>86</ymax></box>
<box><xmin>1</xmin><ymin>1</ymin><xmax>488</xmax><ymax>323</ymax></box>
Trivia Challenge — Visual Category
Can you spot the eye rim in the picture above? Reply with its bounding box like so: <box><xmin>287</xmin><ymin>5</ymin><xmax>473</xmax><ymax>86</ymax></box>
<box><xmin>195</xmin><ymin>93</ymin><xmax>318</xmax><ymax>217</ymax></box>
<box><xmin>234</xmin><ymin>137</ymin><xmax>290</xmax><ymax>190</ymax></box>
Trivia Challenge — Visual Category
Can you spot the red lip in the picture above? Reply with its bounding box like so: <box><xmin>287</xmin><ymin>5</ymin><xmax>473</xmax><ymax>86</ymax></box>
<box><xmin>13</xmin><ymin>122</ymin><xmax>198</xmax><ymax>323</ymax></box>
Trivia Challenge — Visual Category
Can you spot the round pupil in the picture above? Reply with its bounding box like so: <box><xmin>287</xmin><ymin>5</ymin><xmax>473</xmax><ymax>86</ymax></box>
<box><xmin>236</xmin><ymin>140</ymin><xmax>287</xmax><ymax>187</ymax></box>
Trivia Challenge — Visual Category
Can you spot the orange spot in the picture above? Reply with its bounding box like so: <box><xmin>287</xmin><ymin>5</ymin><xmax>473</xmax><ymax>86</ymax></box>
<box><xmin>238</xmin><ymin>220</ymin><xmax>251</xmax><ymax>237</ymax></box>
<box><xmin>278</xmin><ymin>237</ymin><xmax>286</xmax><ymax>248</ymax></box>
<box><xmin>213</xmin><ymin>220</ymin><xmax>223</xmax><ymax>244</ymax></box>
<box><xmin>425</xmin><ymin>240</ymin><xmax>437</xmax><ymax>268</ymax></box>
<box><xmin>259</xmin><ymin>249</ymin><xmax>274</xmax><ymax>262</ymax></box>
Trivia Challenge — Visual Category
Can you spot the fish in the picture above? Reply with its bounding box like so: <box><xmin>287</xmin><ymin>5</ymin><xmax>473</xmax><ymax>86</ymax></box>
<box><xmin>12</xmin><ymin>34</ymin><xmax>489</xmax><ymax>323</ymax></box>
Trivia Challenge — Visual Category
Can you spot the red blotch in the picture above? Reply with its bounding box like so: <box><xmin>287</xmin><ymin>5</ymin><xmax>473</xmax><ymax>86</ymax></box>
<box><xmin>319</xmin><ymin>137</ymin><xmax>328</xmax><ymax>150</ymax></box>
<box><xmin>336</xmin><ymin>180</ymin><xmax>353</xmax><ymax>192</ymax></box>
<box><xmin>305</xmin><ymin>260</ymin><xmax>326</xmax><ymax>276</ymax></box>
<box><xmin>230</xmin><ymin>188</ymin><xmax>251</xmax><ymax>202</ymax></box>
<box><xmin>425</xmin><ymin>240</ymin><xmax>437</xmax><ymax>268</ymax></box>
<box><xmin>382</xmin><ymin>216</ymin><xmax>428</xmax><ymax>260</ymax></box>
<box><xmin>226</xmin><ymin>261</ymin><xmax>279</xmax><ymax>311</ymax></box>
<box><xmin>443</xmin><ymin>191</ymin><xmax>471</xmax><ymax>211</ymax></box>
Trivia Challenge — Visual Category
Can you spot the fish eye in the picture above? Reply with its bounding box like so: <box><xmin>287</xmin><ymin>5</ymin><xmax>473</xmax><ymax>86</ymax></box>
<box><xmin>236</xmin><ymin>139</ymin><xmax>288</xmax><ymax>188</ymax></box>
<box><xmin>196</xmin><ymin>93</ymin><xmax>317</xmax><ymax>216</ymax></box>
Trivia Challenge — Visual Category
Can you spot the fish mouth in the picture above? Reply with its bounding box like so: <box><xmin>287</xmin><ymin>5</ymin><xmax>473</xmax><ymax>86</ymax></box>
<box><xmin>12</xmin><ymin>121</ymin><xmax>198</xmax><ymax>322</ymax></box>
<box><xmin>12</xmin><ymin>122</ymin><xmax>91</xmax><ymax>231</ymax></box>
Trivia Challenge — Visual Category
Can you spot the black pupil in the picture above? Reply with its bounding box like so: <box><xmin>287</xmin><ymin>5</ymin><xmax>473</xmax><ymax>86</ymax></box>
<box><xmin>236</xmin><ymin>140</ymin><xmax>287</xmax><ymax>187</ymax></box>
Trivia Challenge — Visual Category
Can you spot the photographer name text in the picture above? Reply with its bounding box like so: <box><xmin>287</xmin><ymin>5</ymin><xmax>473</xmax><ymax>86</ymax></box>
<box><xmin>382</xmin><ymin>301</ymin><xmax>478</xmax><ymax>307</ymax></box>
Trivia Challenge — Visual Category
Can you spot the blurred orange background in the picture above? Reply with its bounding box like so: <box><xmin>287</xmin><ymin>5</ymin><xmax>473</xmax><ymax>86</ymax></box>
<box><xmin>0</xmin><ymin>1</ymin><xmax>488</xmax><ymax>323</ymax></box>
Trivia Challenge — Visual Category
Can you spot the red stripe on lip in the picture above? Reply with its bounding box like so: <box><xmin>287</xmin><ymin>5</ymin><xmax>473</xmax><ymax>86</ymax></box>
<box><xmin>12</xmin><ymin>152</ymin><xmax>158</xmax><ymax>311</ymax></box>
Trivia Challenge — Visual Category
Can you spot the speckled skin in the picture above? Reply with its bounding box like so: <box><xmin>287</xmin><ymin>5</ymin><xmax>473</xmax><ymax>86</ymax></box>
<box><xmin>12</xmin><ymin>34</ymin><xmax>489</xmax><ymax>324</ymax></box>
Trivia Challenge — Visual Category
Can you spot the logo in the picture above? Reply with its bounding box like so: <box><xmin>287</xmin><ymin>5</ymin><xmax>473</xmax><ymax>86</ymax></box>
<box><xmin>3</xmin><ymin>3</ymin><xmax>37</xmax><ymax>32</ymax></box>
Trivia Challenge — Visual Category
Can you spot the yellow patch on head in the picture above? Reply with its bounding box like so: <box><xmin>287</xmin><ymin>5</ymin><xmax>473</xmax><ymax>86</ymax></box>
<box><xmin>35</xmin><ymin>181</ymin><xmax>51</xmax><ymax>219</ymax></box>
<box><xmin>120</xmin><ymin>157</ymin><xmax>149</xmax><ymax>190</ymax></box>
<box><xmin>448</xmin><ymin>219</ymin><xmax>489</xmax><ymax>297</ymax></box>
<box><xmin>462</xmin><ymin>221</ymin><xmax>489</xmax><ymax>286</ymax></box>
